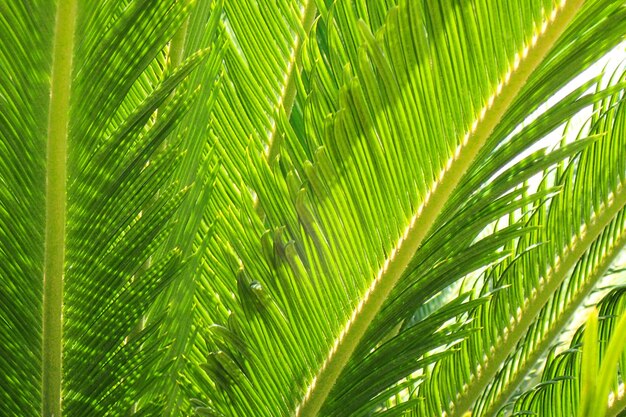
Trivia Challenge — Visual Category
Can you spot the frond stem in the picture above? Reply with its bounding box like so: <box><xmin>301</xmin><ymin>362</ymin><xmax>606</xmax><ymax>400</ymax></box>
<box><xmin>42</xmin><ymin>1</ymin><xmax>78</xmax><ymax>416</ymax></box>
<box><xmin>295</xmin><ymin>1</ymin><xmax>584</xmax><ymax>416</ymax></box>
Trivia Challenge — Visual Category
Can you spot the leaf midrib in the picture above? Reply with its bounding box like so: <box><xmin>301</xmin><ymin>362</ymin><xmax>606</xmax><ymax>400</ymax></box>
<box><xmin>294</xmin><ymin>1</ymin><xmax>586</xmax><ymax>416</ymax></box>
<box><xmin>42</xmin><ymin>1</ymin><xmax>78</xmax><ymax>416</ymax></box>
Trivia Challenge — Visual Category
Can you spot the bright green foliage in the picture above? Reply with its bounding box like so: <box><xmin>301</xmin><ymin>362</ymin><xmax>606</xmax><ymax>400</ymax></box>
<box><xmin>514</xmin><ymin>287</ymin><xmax>626</xmax><ymax>417</ymax></box>
<box><xmin>0</xmin><ymin>1</ymin><xmax>625</xmax><ymax>417</ymax></box>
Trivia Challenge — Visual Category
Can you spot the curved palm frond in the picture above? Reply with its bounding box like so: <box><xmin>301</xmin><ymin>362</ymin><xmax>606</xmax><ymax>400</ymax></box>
<box><xmin>510</xmin><ymin>285</ymin><xmax>626</xmax><ymax>417</ymax></box>
<box><xmin>0</xmin><ymin>1</ymin><xmax>211</xmax><ymax>415</ymax></box>
<box><xmin>150</xmin><ymin>0</ymin><xmax>323</xmax><ymax>415</ymax></box>
<box><xmin>419</xmin><ymin>69</ymin><xmax>626</xmax><ymax>417</ymax></box>
<box><xmin>187</xmin><ymin>0</ymin><xmax>626</xmax><ymax>416</ymax></box>
<box><xmin>471</xmin><ymin>75</ymin><xmax>626</xmax><ymax>417</ymax></box>
<box><xmin>2</xmin><ymin>1</ymin><xmax>626</xmax><ymax>417</ymax></box>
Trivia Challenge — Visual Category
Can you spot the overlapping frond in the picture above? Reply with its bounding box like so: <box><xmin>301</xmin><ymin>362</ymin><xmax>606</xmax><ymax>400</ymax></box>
<box><xmin>139</xmin><ymin>2</ymin><xmax>225</xmax><ymax>414</ymax></box>
<box><xmin>159</xmin><ymin>0</ymin><xmax>325</xmax><ymax>415</ymax></box>
<box><xmin>186</xmin><ymin>1</ymin><xmax>626</xmax><ymax>416</ymax></box>
<box><xmin>510</xmin><ymin>285</ymin><xmax>626</xmax><ymax>417</ymax></box>
<box><xmin>418</xmin><ymin>69</ymin><xmax>626</xmax><ymax>417</ymax></box>
<box><xmin>2</xmin><ymin>1</ymin><xmax>625</xmax><ymax>416</ymax></box>
<box><xmin>0</xmin><ymin>1</ymin><xmax>208</xmax><ymax>415</ymax></box>
<box><xmin>64</xmin><ymin>1</ymin><xmax>207</xmax><ymax>414</ymax></box>
<box><xmin>473</xmin><ymin>76</ymin><xmax>626</xmax><ymax>417</ymax></box>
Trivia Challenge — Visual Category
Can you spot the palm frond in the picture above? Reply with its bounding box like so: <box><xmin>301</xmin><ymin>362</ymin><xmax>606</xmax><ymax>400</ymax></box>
<box><xmin>0</xmin><ymin>1</ymin><xmax>53</xmax><ymax>414</ymax></box>
<box><xmin>187</xmin><ymin>1</ymin><xmax>626</xmax><ymax>416</ymax></box>
<box><xmin>0</xmin><ymin>1</ymin><xmax>206</xmax><ymax>415</ymax></box>
<box><xmin>510</xmin><ymin>286</ymin><xmax>626</xmax><ymax>417</ymax></box>
<box><xmin>2</xmin><ymin>1</ymin><xmax>626</xmax><ymax>416</ymax></box>
<box><xmin>151</xmin><ymin>0</ymin><xmax>325</xmax><ymax>415</ymax></box>
<box><xmin>419</xmin><ymin>71</ymin><xmax>626</xmax><ymax>417</ymax></box>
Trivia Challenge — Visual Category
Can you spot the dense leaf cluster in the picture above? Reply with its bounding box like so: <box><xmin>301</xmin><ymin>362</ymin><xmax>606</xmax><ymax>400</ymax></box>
<box><xmin>1</xmin><ymin>1</ymin><xmax>625</xmax><ymax>416</ymax></box>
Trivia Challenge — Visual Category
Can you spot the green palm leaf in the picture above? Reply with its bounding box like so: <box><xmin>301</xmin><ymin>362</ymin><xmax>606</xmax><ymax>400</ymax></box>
<box><xmin>2</xmin><ymin>1</ymin><xmax>626</xmax><ymax>417</ymax></box>
<box><xmin>419</xmin><ymin>71</ymin><xmax>626</xmax><ymax>417</ymax></box>
<box><xmin>0</xmin><ymin>1</ymin><xmax>208</xmax><ymax>415</ymax></box>
<box><xmin>510</xmin><ymin>285</ymin><xmax>626</xmax><ymax>417</ymax></box>
<box><xmin>186</xmin><ymin>0</ymin><xmax>626</xmax><ymax>416</ymax></box>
